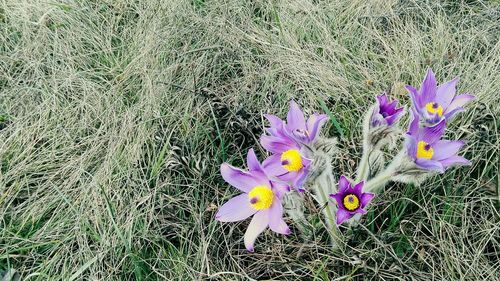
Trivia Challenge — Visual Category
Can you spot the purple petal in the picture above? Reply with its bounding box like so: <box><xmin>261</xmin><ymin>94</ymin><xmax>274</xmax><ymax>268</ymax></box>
<box><xmin>260</xmin><ymin>135</ymin><xmax>294</xmax><ymax>154</ymax></box>
<box><xmin>262</xmin><ymin>154</ymin><xmax>287</xmax><ymax>176</ymax></box>
<box><xmin>246</xmin><ymin>149</ymin><xmax>261</xmax><ymax>172</ymax></box>
<box><xmin>432</xmin><ymin>140</ymin><xmax>465</xmax><ymax>160</ymax></box>
<box><xmin>264</xmin><ymin>114</ymin><xmax>287</xmax><ymax>137</ymax></box>
<box><xmin>329</xmin><ymin>193</ymin><xmax>344</xmax><ymax>206</ymax></box>
<box><xmin>407</xmin><ymin>110</ymin><xmax>420</xmax><ymax>136</ymax></box>
<box><xmin>405</xmin><ymin>135</ymin><xmax>418</xmax><ymax>159</ymax></box>
<box><xmin>272</xmin><ymin>181</ymin><xmax>290</xmax><ymax>199</ymax></box>
<box><xmin>353</xmin><ymin>181</ymin><xmax>364</xmax><ymax>197</ymax></box>
<box><xmin>360</xmin><ymin>192</ymin><xmax>375</xmax><ymax>208</ymax></box>
<box><xmin>384</xmin><ymin>107</ymin><xmax>404</xmax><ymax>126</ymax></box>
<box><xmin>406</xmin><ymin>85</ymin><xmax>422</xmax><ymax>108</ymax></box>
<box><xmin>306</xmin><ymin>113</ymin><xmax>328</xmax><ymax>142</ymax></box>
<box><xmin>268</xmin><ymin>199</ymin><xmax>290</xmax><ymax>235</ymax></box>
<box><xmin>287</xmin><ymin>100</ymin><xmax>306</xmax><ymax>131</ymax></box>
<box><xmin>336</xmin><ymin>208</ymin><xmax>353</xmax><ymax>225</ymax></box>
<box><xmin>415</xmin><ymin>159</ymin><xmax>445</xmax><ymax>173</ymax></box>
<box><xmin>338</xmin><ymin>175</ymin><xmax>351</xmax><ymax>193</ymax></box>
<box><xmin>420</xmin><ymin>68</ymin><xmax>437</xmax><ymax>103</ymax></box>
<box><xmin>445</xmin><ymin>94</ymin><xmax>475</xmax><ymax>114</ymax></box>
<box><xmin>291</xmin><ymin>168</ymin><xmax>308</xmax><ymax>190</ymax></box>
<box><xmin>244</xmin><ymin>210</ymin><xmax>269</xmax><ymax>252</ymax></box>
<box><xmin>436</xmin><ymin>77</ymin><xmax>459</xmax><ymax>108</ymax></box>
<box><xmin>440</xmin><ymin>155</ymin><xmax>471</xmax><ymax>168</ymax></box>
<box><xmin>444</xmin><ymin>107</ymin><xmax>465</xmax><ymax>119</ymax></box>
<box><xmin>220</xmin><ymin>164</ymin><xmax>262</xmax><ymax>192</ymax></box>
<box><xmin>215</xmin><ymin>194</ymin><xmax>257</xmax><ymax>222</ymax></box>
<box><xmin>419</xmin><ymin>119</ymin><xmax>446</xmax><ymax>144</ymax></box>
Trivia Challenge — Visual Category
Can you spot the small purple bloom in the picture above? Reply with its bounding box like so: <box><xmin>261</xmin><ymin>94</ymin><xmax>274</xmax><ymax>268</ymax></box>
<box><xmin>260</xmin><ymin>134</ymin><xmax>312</xmax><ymax>192</ymax></box>
<box><xmin>215</xmin><ymin>149</ymin><xmax>291</xmax><ymax>252</ymax></box>
<box><xmin>405</xmin><ymin>68</ymin><xmax>475</xmax><ymax>125</ymax></box>
<box><xmin>370</xmin><ymin>93</ymin><xmax>404</xmax><ymax>127</ymax></box>
<box><xmin>329</xmin><ymin>176</ymin><xmax>374</xmax><ymax>225</ymax></box>
<box><xmin>264</xmin><ymin>100</ymin><xmax>328</xmax><ymax>145</ymax></box>
<box><xmin>406</xmin><ymin>111</ymin><xmax>471</xmax><ymax>173</ymax></box>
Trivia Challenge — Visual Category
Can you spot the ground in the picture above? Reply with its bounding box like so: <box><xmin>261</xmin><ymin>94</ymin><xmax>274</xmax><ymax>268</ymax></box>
<box><xmin>0</xmin><ymin>0</ymin><xmax>499</xmax><ymax>280</ymax></box>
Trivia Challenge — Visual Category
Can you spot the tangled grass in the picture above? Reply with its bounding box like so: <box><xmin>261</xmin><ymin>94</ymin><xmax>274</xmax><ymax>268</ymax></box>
<box><xmin>0</xmin><ymin>0</ymin><xmax>499</xmax><ymax>280</ymax></box>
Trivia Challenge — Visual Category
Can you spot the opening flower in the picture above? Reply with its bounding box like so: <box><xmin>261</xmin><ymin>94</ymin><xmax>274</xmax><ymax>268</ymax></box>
<box><xmin>264</xmin><ymin>100</ymin><xmax>328</xmax><ymax>145</ymax></box>
<box><xmin>370</xmin><ymin>93</ymin><xmax>404</xmax><ymax>128</ymax></box>
<box><xmin>329</xmin><ymin>176</ymin><xmax>374</xmax><ymax>225</ymax></box>
<box><xmin>260</xmin><ymin>134</ymin><xmax>312</xmax><ymax>192</ymax></box>
<box><xmin>405</xmin><ymin>68</ymin><xmax>474</xmax><ymax>125</ymax></box>
<box><xmin>406</xmin><ymin>111</ymin><xmax>471</xmax><ymax>173</ymax></box>
<box><xmin>215</xmin><ymin>149</ymin><xmax>291</xmax><ymax>252</ymax></box>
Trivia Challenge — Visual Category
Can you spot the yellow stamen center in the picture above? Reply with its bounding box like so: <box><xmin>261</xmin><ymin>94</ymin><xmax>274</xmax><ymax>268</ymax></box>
<box><xmin>416</xmin><ymin>141</ymin><xmax>434</xmax><ymax>159</ymax></box>
<box><xmin>248</xmin><ymin>185</ymin><xmax>274</xmax><ymax>210</ymax></box>
<box><xmin>425</xmin><ymin>102</ymin><xmax>443</xmax><ymax>117</ymax></box>
<box><xmin>280</xmin><ymin>149</ymin><xmax>303</xmax><ymax>172</ymax></box>
<box><xmin>343</xmin><ymin>194</ymin><xmax>360</xmax><ymax>211</ymax></box>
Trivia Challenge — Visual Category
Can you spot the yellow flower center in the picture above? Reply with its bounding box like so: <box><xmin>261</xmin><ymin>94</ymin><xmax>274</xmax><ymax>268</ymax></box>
<box><xmin>343</xmin><ymin>194</ymin><xmax>360</xmax><ymax>211</ymax></box>
<box><xmin>425</xmin><ymin>102</ymin><xmax>443</xmax><ymax>117</ymax></box>
<box><xmin>280</xmin><ymin>149</ymin><xmax>303</xmax><ymax>172</ymax></box>
<box><xmin>416</xmin><ymin>141</ymin><xmax>434</xmax><ymax>160</ymax></box>
<box><xmin>248</xmin><ymin>185</ymin><xmax>274</xmax><ymax>210</ymax></box>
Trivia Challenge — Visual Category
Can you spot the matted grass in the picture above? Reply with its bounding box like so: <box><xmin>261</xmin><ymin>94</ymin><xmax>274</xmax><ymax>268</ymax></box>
<box><xmin>0</xmin><ymin>0</ymin><xmax>499</xmax><ymax>280</ymax></box>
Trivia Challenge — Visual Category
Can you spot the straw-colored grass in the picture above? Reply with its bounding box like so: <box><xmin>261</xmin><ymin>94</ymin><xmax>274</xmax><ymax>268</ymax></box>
<box><xmin>1</xmin><ymin>0</ymin><xmax>499</xmax><ymax>280</ymax></box>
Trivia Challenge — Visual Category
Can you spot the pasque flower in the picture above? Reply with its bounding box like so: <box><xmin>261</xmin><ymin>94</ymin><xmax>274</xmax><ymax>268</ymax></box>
<box><xmin>329</xmin><ymin>176</ymin><xmax>374</xmax><ymax>225</ymax></box>
<box><xmin>370</xmin><ymin>93</ymin><xmax>404</xmax><ymax>128</ymax></box>
<box><xmin>406</xmin><ymin>111</ymin><xmax>471</xmax><ymax>173</ymax></box>
<box><xmin>215</xmin><ymin>149</ymin><xmax>291</xmax><ymax>252</ymax></box>
<box><xmin>406</xmin><ymin>68</ymin><xmax>474</xmax><ymax>125</ymax></box>
<box><xmin>264</xmin><ymin>100</ymin><xmax>328</xmax><ymax>145</ymax></box>
<box><xmin>260</xmin><ymin>133</ymin><xmax>312</xmax><ymax>192</ymax></box>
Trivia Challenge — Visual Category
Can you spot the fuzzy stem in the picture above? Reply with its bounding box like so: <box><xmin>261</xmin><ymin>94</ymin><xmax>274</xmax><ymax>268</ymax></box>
<box><xmin>355</xmin><ymin>141</ymin><xmax>372</xmax><ymax>182</ymax></box>
<box><xmin>282</xmin><ymin>192</ymin><xmax>312</xmax><ymax>240</ymax></box>
<box><xmin>311</xmin><ymin>166</ymin><xmax>344</xmax><ymax>248</ymax></box>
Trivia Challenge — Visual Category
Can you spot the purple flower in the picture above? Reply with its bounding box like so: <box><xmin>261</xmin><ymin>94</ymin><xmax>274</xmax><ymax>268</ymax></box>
<box><xmin>260</xmin><ymin>134</ymin><xmax>312</xmax><ymax>192</ymax></box>
<box><xmin>329</xmin><ymin>176</ymin><xmax>374</xmax><ymax>225</ymax></box>
<box><xmin>406</xmin><ymin>111</ymin><xmax>471</xmax><ymax>173</ymax></box>
<box><xmin>264</xmin><ymin>100</ymin><xmax>328</xmax><ymax>145</ymax></box>
<box><xmin>405</xmin><ymin>68</ymin><xmax>475</xmax><ymax>125</ymax></box>
<box><xmin>370</xmin><ymin>93</ymin><xmax>404</xmax><ymax>127</ymax></box>
<box><xmin>215</xmin><ymin>149</ymin><xmax>291</xmax><ymax>252</ymax></box>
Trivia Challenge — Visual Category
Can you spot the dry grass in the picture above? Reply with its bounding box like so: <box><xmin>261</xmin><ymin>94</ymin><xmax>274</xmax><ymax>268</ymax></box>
<box><xmin>0</xmin><ymin>0</ymin><xmax>499</xmax><ymax>280</ymax></box>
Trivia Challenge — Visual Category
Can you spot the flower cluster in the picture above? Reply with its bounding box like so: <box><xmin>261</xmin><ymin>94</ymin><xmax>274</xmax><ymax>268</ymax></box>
<box><xmin>215</xmin><ymin>68</ymin><xmax>474</xmax><ymax>251</ymax></box>
<box><xmin>215</xmin><ymin>101</ymin><xmax>328</xmax><ymax>251</ymax></box>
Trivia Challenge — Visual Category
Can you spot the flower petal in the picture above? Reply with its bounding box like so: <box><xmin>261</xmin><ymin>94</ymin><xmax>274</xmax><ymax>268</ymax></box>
<box><xmin>436</xmin><ymin>77</ymin><xmax>459</xmax><ymax>108</ymax></box>
<box><xmin>260</xmin><ymin>135</ymin><xmax>294</xmax><ymax>154</ymax></box>
<box><xmin>415</xmin><ymin>159</ymin><xmax>445</xmax><ymax>173</ymax></box>
<box><xmin>262</xmin><ymin>154</ymin><xmax>287</xmax><ymax>176</ymax></box>
<box><xmin>329</xmin><ymin>193</ymin><xmax>343</xmax><ymax>206</ymax></box>
<box><xmin>406</xmin><ymin>85</ymin><xmax>423</xmax><ymax>109</ymax></box>
<box><xmin>287</xmin><ymin>100</ymin><xmax>306</xmax><ymax>131</ymax></box>
<box><xmin>353</xmin><ymin>181</ymin><xmax>364</xmax><ymax>197</ymax></box>
<box><xmin>246</xmin><ymin>148</ymin><xmax>261</xmax><ymax>172</ymax></box>
<box><xmin>338</xmin><ymin>175</ymin><xmax>351</xmax><ymax>193</ymax></box>
<box><xmin>220</xmin><ymin>164</ymin><xmax>263</xmax><ymax>192</ymax></box>
<box><xmin>419</xmin><ymin>119</ymin><xmax>446</xmax><ymax>144</ymax></box>
<box><xmin>272</xmin><ymin>181</ymin><xmax>290</xmax><ymax>199</ymax></box>
<box><xmin>268</xmin><ymin>199</ymin><xmax>290</xmax><ymax>235</ymax></box>
<box><xmin>244</xmin><ymin>210</ymin><xmax>269</xmax><ymax>252</ymax></box>
<box><xmin>336</xmin><ymin>208</ymin><xmax>353</xmax><ymax>225</ymax></box>
<box><xmin>440</xmin><ymin>155</ymin><xmax>471</xmax><ymax>168</ymax></box>
<box><xmin>405</xmin><ymin>135</ymin><xmax>418</xmax><ymax>159</ymax></box>
<box><xmin>432</xmin><ymin>140</ymin><xmax>465</xmax><ymax>160</ymax></box>
<box><xmin>360</xmin><ymin>192</ymin><xmax>375</xmax><ymax>208</ymax></box>
<box><xmin>306</xmin><ymin>113</ymin><xmax>328</xmax><ymax>142</ymax></box>
<box><xmin>215</xmin><ymin>194</ymin><xmax>257</xmax><ymax>222</ymax></box>
<box><xmin>445</xmin><ymin>94</ymin><xmax>475</xmax><ymax>114</ymax></box>
<box><xmin>291</xmin><ymin>168</ymin><xmax>308</xmax><ymax>191</ymax></box>
<box><xmin>420</xmin><ymin>68</ymin><xmax>437</xmax><ymax>103</ymax></box>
